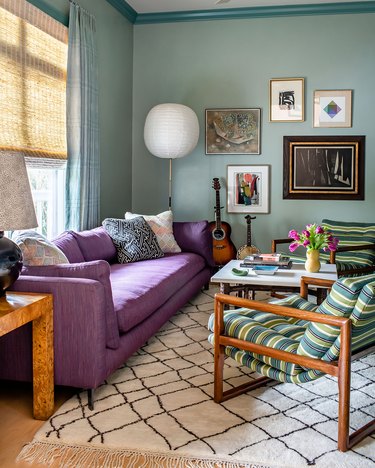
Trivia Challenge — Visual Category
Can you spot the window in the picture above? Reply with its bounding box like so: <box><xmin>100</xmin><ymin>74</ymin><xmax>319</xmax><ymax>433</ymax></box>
<box><xmin>0</xmin><ymin>0</ymin><xmax>68</xmax><ymax>238</ymax></box>
<box><xmin>28</xmin><ymin>164</ymin><xmax>66</xmax><ymax>238</ymax></box>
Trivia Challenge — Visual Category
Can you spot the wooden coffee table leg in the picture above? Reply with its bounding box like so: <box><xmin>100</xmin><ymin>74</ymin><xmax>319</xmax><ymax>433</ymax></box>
<box><xmin>32</xmin><ymin>297</ymin><xmax>54</xmax><ymax>420</ymax></box>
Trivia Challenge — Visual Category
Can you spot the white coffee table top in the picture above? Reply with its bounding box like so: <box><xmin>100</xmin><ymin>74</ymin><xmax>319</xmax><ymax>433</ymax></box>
<box><xmin>211</xmin><ymin>260</ymin><xmax>337</xmax><ymax>288</ymax></box>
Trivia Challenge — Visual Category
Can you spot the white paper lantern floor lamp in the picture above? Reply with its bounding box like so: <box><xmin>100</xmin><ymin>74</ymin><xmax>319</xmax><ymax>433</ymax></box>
<box><xmin>144</xmin><ymin>103</ymin><xmax>199</xmax><ymax>210</ymax></box>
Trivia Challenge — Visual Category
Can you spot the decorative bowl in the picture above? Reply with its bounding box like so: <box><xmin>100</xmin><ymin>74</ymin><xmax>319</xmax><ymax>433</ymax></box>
<box><xmin>252</xmin><ymin>265</ymin><xmax>279</xmax><ymax>275</ymax></box>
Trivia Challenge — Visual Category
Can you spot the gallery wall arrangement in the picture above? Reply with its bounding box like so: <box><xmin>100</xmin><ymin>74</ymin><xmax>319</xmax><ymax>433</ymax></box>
<box><xmin>130</xmin><ymin>12</ymin><xmax>374</xmax><ymax>253</ymax></box>
<box><xmin>201</xmin><ymin>77</ymin><xmax>360</xmax><ymax>220</ymax></box>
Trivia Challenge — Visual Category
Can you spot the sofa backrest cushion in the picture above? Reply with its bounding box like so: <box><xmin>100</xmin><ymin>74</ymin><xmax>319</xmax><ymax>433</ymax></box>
<box><xmin>173</xmin><ymin>221</ymin><xmax>214</xmax><ymax>267</ymax></box>
<box><xmin>72</xmin><ymin>226</ymin><xmax>117</xmax><ymax>263</ymax></box>
<box><xmin>21</xmin><ymin>260</ymin><xmax>119</xmax><ymax>349</ymax></box>
<box><xmin>53</xmin><ymin>231</ymin><xmax>85</xmax><ymax>263</ymax></box>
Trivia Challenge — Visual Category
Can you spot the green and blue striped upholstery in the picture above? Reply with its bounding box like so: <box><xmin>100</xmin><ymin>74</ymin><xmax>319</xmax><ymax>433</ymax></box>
<box><xmin>208</xmin><ymin>274</ymin><xmax>375</xmax><ymax>384</ymax></box>
<box><xmin>321</xmin><ymin>219</ymin><xmax>375</xmax><ymax>270</ymax></box>
<box><xmin>325</xmin><ymin>281</ymin><xmax>375</xmax><ymax>361</ymax></box>
<box><xmin>297</xmin><ymin>274</ymin><xmax>375</xmax><ymax>359</ymax></box>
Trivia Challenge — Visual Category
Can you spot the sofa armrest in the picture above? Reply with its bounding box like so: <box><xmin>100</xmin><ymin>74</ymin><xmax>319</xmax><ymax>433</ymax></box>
<box><xmin>173</xmin><ymin>221</ymin><xmax>214</xmax><ymax>267</ymax></box>
<box><xmin>20</xmin><ymin>260</ymin><xmax>119</xmax><ymax>350</ymax></box>
<box><xmin>10</xmin><ymin>276</ymin><xmax>109</xmax><ymax>388</ymax></box>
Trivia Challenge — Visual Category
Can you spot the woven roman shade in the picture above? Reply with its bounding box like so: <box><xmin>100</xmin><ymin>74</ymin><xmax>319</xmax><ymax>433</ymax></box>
<box><xmin>0</xmin><ymin>0</ymin><xmax>68</xmax><ymax>160</ymax></box>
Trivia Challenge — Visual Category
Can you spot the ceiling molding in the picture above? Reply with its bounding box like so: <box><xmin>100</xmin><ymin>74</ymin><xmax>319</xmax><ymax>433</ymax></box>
<box><xmin>109</xmin><ymin>1</ymin><xmax>375</xmax><ymax>24</ymax></box>
<box><xmin>105</xmin><ymin>0</ymin><xmax>138</xmax><ymax>23</ymax></box>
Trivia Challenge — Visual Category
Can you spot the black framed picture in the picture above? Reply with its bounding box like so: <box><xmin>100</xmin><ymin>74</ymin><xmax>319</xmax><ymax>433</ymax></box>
<box><xmin>269</xmin><ymin>78</ymin><xmax>304</xmax><ymax>122</ymax></box>
<box><xmin>283</xmin><ymin>135</ymin><xmax>365</xmax><ymax>200</ymax></box>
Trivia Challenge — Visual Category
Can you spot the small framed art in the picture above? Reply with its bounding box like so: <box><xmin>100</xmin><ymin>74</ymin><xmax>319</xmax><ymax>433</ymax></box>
<box><xmin>313</xmin><ymin>89</ymin><xmax>352</xmax><ymax>128</ymax></box>
<box><xmin>283</xmin><ymin>135</ymin><xmax>365</xmax><ymax>200</ymax></box>
<box><xmin>269</xmin><ymin>78</ymin><xmax>304</xmax><ymax>122</ymax></box>
<box><xmin>205</xmin><ymin>108</ymin><xmax>261</xmax><ymax>155</ymax></box>
<box><xmin>227</xmin><ymin>165</ymin><xmax>270</xmax><ymax>213</ymax></box>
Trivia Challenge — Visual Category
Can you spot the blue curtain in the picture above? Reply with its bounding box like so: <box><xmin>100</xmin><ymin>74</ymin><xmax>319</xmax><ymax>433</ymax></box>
<box><xmin>65</xmin><ymin>1</ymin><xmax>100</xmax><ymax>231</ymax></box>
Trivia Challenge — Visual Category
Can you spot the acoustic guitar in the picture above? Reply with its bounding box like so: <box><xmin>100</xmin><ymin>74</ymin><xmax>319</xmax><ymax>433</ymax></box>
<box><xmin>209</xmin><ymin>178</ymin><xmax>237</xmax><ymax>266</ymax></box>
<box><xmin>236</xmin><ymin>215</ymin><xmax>260</xmax><ymax>260</ymax></box>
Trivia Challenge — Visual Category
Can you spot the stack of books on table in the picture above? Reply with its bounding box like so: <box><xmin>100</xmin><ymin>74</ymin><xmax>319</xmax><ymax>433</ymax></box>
<box><xmin>240</xmin><ymin>253</ymin><xmax>292</xmax><ymax>269</ymax></box>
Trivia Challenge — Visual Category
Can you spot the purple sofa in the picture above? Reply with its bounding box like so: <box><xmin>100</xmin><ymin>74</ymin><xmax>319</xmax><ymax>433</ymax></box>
<box><xmin>1</xmin><ymin>221</ymin><xmax>213</xmax><ymax>406</ymax></box>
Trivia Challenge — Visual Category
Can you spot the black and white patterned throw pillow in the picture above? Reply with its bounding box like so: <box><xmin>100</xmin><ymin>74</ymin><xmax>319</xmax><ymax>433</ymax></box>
<box><xmin>102</xmin><ymin>217</ymin><xmax>164</xmax><ymax>263</ymax></box>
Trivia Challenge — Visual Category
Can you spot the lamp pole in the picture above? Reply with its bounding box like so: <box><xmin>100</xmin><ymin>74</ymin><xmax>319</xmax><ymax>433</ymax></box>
<box><xmin>144</xmin><ymin>103</ymin><xmax>199</xmax><ymax>211</ymax></box>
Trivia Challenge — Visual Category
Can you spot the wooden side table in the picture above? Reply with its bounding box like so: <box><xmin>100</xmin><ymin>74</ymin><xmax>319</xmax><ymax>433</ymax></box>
<box><xmin>0</xmin><ymin>292</ymin><xmax>54</xmax><ymax>420</ymax></box>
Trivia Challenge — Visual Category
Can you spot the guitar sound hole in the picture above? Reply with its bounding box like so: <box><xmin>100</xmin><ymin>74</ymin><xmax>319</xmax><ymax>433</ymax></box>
<box><xmin>212</xmin><ymin>229</ymin><xmax>226</xmax><ymax>241</ymax></box>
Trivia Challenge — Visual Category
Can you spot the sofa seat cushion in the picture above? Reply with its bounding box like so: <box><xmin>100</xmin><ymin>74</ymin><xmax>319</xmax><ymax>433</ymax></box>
<box><xmin>111</xmin><ymin>252</ymin><xmax>206</xmax><ymax>333</ymax></box>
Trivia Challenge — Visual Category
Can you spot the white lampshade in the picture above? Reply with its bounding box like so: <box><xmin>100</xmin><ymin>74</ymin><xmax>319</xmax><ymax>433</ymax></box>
<box><xmin>0</xmin><ymin>153</ymin><xmax>38</xmax><ymax>231</ymax></box>
<box><xmin>144</xmin><ymin>103</ymin><xmax>199</xmax><ymax>159</ymax></box>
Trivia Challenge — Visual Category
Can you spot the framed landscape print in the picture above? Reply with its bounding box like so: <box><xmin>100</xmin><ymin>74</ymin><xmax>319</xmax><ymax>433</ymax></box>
<box><xmin>205</xmin><ymin>108</ymin><xmax>261</xmax><ymax>154</ymax></box>
<box><xmin>283</xmin><ymin>135</ymin><xmax>365</xmax><ymax>200</ymax></box>
<box><xmin>227</xmin><ymin>165</ymin><xmax>270</xmax><ymax>213</ymax></box>
<box><xmin>269</xmin><ymin>78</ymin><xmax>304</xmax><ymax>122</ymax></box>
<box><xmin>313</xmin><ymin>89</ymin><xmax>352</xmax><ymax>128</ymax></box>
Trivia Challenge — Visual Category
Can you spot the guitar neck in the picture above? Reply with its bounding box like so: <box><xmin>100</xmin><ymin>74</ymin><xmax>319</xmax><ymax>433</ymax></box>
<box><xmin>215</xmin><ymin>190</ymin><xmax>222</xmax><ymax>229</ymax></box>
<box><xmin>247</xmin><ymin>223</ymin><xmax>252</xmax><ymax>247</ymax></box>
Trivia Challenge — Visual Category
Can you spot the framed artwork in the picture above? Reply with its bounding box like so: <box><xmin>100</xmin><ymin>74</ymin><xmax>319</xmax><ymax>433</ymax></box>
<box><xmin>283</xmin><ymin>135</ymin><xmax>365</xmax><ymax>200</ymax></box>
<box><xmin>269</xmin><ymin>78</ymin><xmax>304</xmax><ymax>122</ymax></box>
<box><xmin>313</xmin><ymin>89</ymin><xmax>352</xmax><ymax>128</ymax></box>
<box><xmin>205</xmin><ymin>108</ymin><xmax>261</xmax><ymax>155</ymax></box>
<box><xmin>227</xmin><ymin>165</ymin><xmax>270</xmax><ymax>213</ymax></box>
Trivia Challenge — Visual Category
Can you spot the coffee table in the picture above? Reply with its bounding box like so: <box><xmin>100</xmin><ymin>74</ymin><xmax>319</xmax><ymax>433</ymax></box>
<box><xmin>211</xmin><ymin>260</ymin><xmax>337</xmax><ymax>301</ymax></box>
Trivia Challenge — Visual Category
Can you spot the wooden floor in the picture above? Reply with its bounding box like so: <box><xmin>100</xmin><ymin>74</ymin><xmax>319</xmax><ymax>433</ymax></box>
<box><xmin>0</xmin><ymin>381</ymin><xmax>74</xmax><ymax>467</ymax></box>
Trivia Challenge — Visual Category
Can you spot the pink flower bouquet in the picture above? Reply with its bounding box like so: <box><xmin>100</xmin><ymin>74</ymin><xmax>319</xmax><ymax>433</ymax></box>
<box><xmin>288</xmin><ymin>224</ymin><xmax>339</xmax><ymax>253</ymax></box>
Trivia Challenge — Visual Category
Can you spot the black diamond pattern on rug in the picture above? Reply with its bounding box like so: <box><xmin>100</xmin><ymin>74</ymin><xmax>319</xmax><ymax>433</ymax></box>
<box><xmin>34</xmin><ymin>288</ymin><xmax>375</xmax><ymax>467</ymax></box>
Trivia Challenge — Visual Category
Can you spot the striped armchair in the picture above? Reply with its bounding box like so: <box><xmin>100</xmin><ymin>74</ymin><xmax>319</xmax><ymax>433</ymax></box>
<box><xmin>272</xmin><ymin>219</ymin><xmax>375</xmax><ymax>276</ymax></box>
<box><xmin>208</xmin><ymin>273</ymin><xmax>375</xmax><ymax>452</ymax></box>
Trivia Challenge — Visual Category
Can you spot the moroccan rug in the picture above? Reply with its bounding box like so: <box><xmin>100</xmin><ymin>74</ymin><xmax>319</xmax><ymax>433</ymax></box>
<box><xmin>18</xmin><ymin>288</ymin><xmax>375</xmax><ymax>468</ymax></box>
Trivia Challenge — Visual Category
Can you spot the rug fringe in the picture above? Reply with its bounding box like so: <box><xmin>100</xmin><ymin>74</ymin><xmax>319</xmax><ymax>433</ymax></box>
<box><xmin>17</xmin><ymin>441</ymin><xmax>268</xmax><ymax>468</ymax></box>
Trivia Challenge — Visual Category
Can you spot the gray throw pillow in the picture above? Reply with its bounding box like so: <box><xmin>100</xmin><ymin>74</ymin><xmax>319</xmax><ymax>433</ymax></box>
<box><xmin>102</xmin><ymin>217</ymin><xmax>164</xmax><ymax>263</ymax></box>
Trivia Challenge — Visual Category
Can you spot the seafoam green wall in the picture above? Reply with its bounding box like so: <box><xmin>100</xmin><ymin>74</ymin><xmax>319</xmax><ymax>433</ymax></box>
<box><xmin>32</xmin><ymin>0</ymin><xmax>133</xmax><ymax>220</ymax></box>
<box><xmin>132</xmin><ymin>14</ymin><xmax>375</xmax><ymax>252</ymax></box>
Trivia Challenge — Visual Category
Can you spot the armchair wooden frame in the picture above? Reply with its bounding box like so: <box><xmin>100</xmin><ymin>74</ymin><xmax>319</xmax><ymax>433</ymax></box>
<box><xmin>272</xmin><ymin>238</ymin><xmax>375</xmax><ymax>276</ymax></box>
<box><xmin>214</xmin><ymin>276</ymin><xmax>375</xmax><ymax>452</ymax></box>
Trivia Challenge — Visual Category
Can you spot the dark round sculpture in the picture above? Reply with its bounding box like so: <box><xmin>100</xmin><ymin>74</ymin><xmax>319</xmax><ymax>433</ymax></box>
<box><xmin>0</xmin><ymin>233</ymin><xmax>23</xmax><ymax>297</ymax></box>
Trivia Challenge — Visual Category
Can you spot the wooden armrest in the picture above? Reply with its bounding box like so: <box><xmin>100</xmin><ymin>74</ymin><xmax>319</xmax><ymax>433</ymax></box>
<box><xmin>214</xmin><ymin>293</ymin><xmax>347</xmax><ymax>328</ymax></box>
<box><xmin>271</xmin><ymin>238</ymin><xmax>291</xmax><ymax>253</ymax></box>
<box><xmin>300</xmin><ymin>276</ymin><xmax>335</xmax><ymax>299</ymax></box>
<box><xmin>329</xmin><ymin>242</ymin><xmax>375</xmax><ymax>264</ymax></box>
